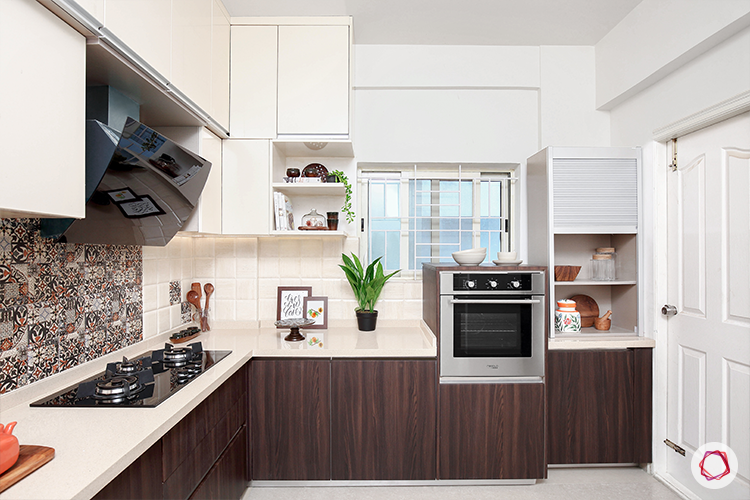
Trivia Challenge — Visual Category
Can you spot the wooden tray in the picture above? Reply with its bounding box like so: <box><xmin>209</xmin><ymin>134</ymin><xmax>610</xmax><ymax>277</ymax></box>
<box><xmin>0</xmin><ymin>445</ymin><xmax>55</xmax><ymax>493</ymax></box>
<box><xmin>570</xmin><ymin>294</ymin><xmax>599</xmax><ymax>328</ymax></box>
<box><xmin>169</xmin><ymin>331</ymin><xmax>200</xmax><ymax>344</ymax></box>
<box><xmin>297</xmin><ymin>226</ymin><xmax>331</xmax><ymax>230</ymax></box>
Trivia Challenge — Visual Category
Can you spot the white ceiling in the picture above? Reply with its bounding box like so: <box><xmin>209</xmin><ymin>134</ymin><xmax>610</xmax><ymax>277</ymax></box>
<box><xmin>220</xmin><ymin>0</ymin><xmax>644</xmax><ymax>45</ymax></box>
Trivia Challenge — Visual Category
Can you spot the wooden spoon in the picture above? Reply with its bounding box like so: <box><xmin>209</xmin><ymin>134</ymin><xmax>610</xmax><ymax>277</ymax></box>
<box><xmin>191</xmin><ymin>283</ymin><xmax>202</xmax><ymax>302</ymax></box>
<box><xmin>187</xmin><ymin>290</ymin><xmax>203</xmax><ymax>323</ymax></box>
<box><xmin>203</xmin><ymin>283</ymin><xmax>214</xmax><ymax>331</ymax></box>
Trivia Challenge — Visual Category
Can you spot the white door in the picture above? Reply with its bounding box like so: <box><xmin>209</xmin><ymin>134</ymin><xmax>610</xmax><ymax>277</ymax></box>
<box><xmin>665</xmin><ymin>112</ymin><xmax>750</xmax><ymax>499</ymax></box>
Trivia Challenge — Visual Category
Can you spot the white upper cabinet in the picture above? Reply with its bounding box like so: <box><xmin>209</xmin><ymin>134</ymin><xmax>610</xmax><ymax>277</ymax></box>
<box><xmin>156</xmin><ymin>126</ymin><xmax>223</xmax><ymax>234</ymax></box>
<box><xmin>277</xmin><ymin>25</ymin><xmax>350</xmax><ymax>136</ymax></box>
<box><xmin>105</xmin><ymin>0</ymin><xmax>173</xmax><ymax>80</ymax></box>
<box><xmin>0</xmin><ymin>0</ymin><xmax>85</xmax><ymax>218</ymax></box>
<box><xmin>211</xmin><ymin>0</ymin><xmax>231</xmax><ymax>130</ymax></box>
<box><xmin>222</xmin><ymin>140</ymin><xmax>270</xmax><ymax>235</ymax></box>
<box><xmin>230</xmin><ymin>26</ymin><xmax>278</xmax><ymax>139</ymax></box>
<box><xmin>172</xmin><ymin>0</ymin><xmax>213</xmax><ymax>113</ymax></box>
<box><xmin>229</xmin><ymin>18</ymin><xmax>352</xmax><ymax>139</ymax></box>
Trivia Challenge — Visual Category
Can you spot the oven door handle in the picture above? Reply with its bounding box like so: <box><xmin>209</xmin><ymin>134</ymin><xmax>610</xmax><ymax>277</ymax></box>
<box><xmin>449</xmin><ymin>299</ymin><xmax>542</xmax><ymax>304</ymax></box>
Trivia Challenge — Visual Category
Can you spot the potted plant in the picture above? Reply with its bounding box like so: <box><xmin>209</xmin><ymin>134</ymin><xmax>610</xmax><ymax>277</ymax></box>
<box><xmin>326</xmin><ymin>170</ymin><xmax>355</xmax><ymax>223</ymax></box>
<box><xmin>339</xmin><ymin>253</ymin><xmax>399</xmax><ymax>331</ymax></box>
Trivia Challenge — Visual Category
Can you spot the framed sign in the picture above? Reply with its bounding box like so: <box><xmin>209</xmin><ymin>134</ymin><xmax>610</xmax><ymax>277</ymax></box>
<box><xmin>276</xmin><ymin>286</ymin><xmax>312</xmax><ymax>324</ymax></box>
<box><xmin>303</xmin><ymin>296</ymin><xmax>328</xmax><ymax>330</ymax></box>
<box><xmin>105</xmin><ymin>188</ymin><xmax>137</xmax><ymax>203</ymax></box>
<box><xmin>115</xmin><ymin>195</ymin><xmax>166</xmax><ymax>219</ymax></box>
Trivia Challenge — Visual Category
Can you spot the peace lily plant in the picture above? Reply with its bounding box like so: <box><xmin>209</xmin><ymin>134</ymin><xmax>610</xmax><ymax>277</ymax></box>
<box><xmin>339</xmin><ymin>253</ymin><xmax>399</xmax><ymax>331</ymax></box>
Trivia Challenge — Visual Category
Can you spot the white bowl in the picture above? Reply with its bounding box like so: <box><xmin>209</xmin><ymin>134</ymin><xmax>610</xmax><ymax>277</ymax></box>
<box><xmin>453</xmin><ymin>247</ymin><xmax>487</xmax><ymax>256</ymax></box>
<box><xmin>496</xmin><ymin>251</ymin><xmax>517</xmax><ymax>261</ymax></box>
<box><xmin>452</xmin><ymin>248</ymin><xmax>486</xmax><ymax>265</ymax></box>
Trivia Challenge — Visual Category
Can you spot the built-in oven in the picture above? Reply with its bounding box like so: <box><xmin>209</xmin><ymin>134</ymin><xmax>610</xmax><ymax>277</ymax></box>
<box><xmin>439</xmin><ymin>270</ymin><xmax>546</xmax><ymax>381</ymax></box>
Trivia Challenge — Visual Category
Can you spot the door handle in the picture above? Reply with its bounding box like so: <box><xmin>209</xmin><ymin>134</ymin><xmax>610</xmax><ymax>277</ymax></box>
<box><xmin>662</xmin><ymin>304</ymin><xmax>678</xmax><ymax>317</ymax></box>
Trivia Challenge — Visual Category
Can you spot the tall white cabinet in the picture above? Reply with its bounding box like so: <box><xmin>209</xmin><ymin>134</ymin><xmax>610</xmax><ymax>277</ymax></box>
<box><xmin>527</xmin><ymin>147</ymin><xmax>642</xmax><ymax>337</ymax></box>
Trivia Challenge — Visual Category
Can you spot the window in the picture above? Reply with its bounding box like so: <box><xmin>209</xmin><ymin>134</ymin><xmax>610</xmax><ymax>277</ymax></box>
<box><xmin>360</xmin><ymin>164</ymin><xmax>517</xmax><ymax>278</ymax></box>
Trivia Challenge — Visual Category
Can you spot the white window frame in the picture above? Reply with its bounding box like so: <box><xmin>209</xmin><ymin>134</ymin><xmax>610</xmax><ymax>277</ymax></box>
<box><xmin>358</xmin><ymin>163</ymin><xmax>518</xmax><ymax>279</ymax></box>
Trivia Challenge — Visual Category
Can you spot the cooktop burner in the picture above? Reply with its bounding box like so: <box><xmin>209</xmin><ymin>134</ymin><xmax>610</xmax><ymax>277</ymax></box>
<box><xmin>30</xmin><ymin>342</ymin><xmax>231</xmax><ymax>408</ymax></box>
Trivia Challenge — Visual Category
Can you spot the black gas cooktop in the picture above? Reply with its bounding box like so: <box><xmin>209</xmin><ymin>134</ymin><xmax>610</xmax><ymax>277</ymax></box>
<box><xmin>30</xmin><ymin>342</ymin><xmax>231</xmax><ymax>408</ymax></box>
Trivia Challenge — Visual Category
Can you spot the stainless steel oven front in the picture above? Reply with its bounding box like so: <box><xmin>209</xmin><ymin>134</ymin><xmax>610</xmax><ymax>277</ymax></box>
<box><xmin>439</xmin><ymin>270</ymin><xmax>546</xmax><ymax>381</ymax></box>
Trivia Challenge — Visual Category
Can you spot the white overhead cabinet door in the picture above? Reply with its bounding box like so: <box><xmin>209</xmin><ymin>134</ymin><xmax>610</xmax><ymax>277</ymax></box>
<box><xmin>230</xmin><ymin>26</ymin><xmax>278</xmax><ymax>139</ymax></box>
<box><xmin>666</xmin><ymin>112</ymin><xmax>750</xmax><ymax>500</ymax></box>
<box><xmin>277</xmin><ymin>25</ymin><xmax>349</xmax><ymax>136</ymax></box>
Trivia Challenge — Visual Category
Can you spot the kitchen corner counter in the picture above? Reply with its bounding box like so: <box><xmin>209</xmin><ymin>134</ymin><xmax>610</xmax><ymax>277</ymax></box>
<box><xmin>0</xmin><ymin>323</ymin><xmax>435</xmax><ymax>500</ymax></box>
<box><xmin>548</xmin><ymin>334</ymin><xmax>655</xmax><ymax>350</ymax></box>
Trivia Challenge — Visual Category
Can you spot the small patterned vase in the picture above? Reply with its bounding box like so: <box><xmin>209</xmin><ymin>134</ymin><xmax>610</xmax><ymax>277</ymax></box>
<box><xmin>555</xmin><ymin>299</ymin><xmax>582</xmax><ymax>332</ymax></box>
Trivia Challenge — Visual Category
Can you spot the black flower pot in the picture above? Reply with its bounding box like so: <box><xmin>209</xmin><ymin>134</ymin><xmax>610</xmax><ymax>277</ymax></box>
<box><xmin>356</xmin><ymin>310</ymin><xmax>378</xmax><ymax>331</ymax></box>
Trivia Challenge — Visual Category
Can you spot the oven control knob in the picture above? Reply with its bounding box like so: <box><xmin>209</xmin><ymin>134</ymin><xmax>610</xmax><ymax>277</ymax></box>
<box><xmin>464</xmin><ymin>280</ymin><xmax>477</xmax><ymax>289</ymax></box>
<box><xmin>486</xmin><ymin>279</ymin><xmax>498</xmax><ymax>289</ymax></box>
<box><xmin>509</xmin><ymin>279</ymin><xmax>521</xmax><ymax>289</ymax></box>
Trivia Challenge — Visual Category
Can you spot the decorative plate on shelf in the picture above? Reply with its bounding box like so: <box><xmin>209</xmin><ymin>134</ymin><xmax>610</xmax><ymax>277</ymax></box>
<box><xmin>302</xmin><ymin>163</ymin><xmax>328</xmax><ymax>178</ymax></box>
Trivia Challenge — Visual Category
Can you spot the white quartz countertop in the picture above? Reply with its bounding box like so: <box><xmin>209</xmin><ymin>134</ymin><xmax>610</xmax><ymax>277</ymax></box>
<box><xmin>548</xmin><ymin>334</ymin><xmax>656</xmax><ymax>350</ymax></box>
<box><xmin>0</xmin><ymin>323</ymin><xmax>435</xmax><ymax>500</ymax></box>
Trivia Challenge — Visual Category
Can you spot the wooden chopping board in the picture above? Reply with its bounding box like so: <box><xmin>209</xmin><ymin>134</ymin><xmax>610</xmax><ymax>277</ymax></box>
<box><xmin>0</xmin><ymin>445</ymin><xmax>55</xmax><ymax>493</ymax></box>
<box><xmin>570</xmin><ymin>294</ymin><xmax>599</xmax><ymax>328</ymax></box>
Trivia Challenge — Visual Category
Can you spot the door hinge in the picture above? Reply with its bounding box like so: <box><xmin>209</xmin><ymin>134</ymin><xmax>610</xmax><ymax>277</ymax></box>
<box><xmin>664</xmin><ymin>439</ymin><xmax>686</xmax><ymax>456</ymax></box>
<box><xmin>669</xmin><ymin>138</ymin><xmax>678</xmax><ymax>172</ymax></box>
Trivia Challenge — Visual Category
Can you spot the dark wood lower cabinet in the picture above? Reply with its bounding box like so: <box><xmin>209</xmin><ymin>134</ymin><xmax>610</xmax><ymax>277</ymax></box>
<box><xmin>93</xmin><ymin>440</ymin><xmax>163</xmax><ymax>500</ymax></box>
<box><xmin>251</xmin><ymin>358</ymin><xmax>331</xmax><ymax>480</ymax></box>
<box><xmin>331</xmin><ymin>359</ymin><xmax>437</xmax><ymax>480</ymax></box>
<box><xmin>190</xmin><ymin>426</ymin><xmax>248</xmax><ymax>500</ymax></box>
<box><xmin>438</xmin><ymin>382</ymin><xmax>546</xmax><ymax>480</ymax></box>
<box><xmin>93</xmin><ymin>364</ymin><xmax>249</xmax><ymax>500</ymax></box>
<box><xmin>546</xmin><ymin>348</ymin><xmax>652</xmax><ymax>465</ymax></box>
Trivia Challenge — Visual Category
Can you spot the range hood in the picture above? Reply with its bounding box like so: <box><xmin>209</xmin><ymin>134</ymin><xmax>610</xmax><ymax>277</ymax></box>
<box><xmin>41</xmin><ymin>117</ymin><xmax>211</xmax><ymax>246</ymax></box>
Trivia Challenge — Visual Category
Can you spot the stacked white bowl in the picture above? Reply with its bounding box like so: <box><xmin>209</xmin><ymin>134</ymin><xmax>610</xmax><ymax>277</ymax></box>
<box><xmin>495</xmin><ymin>251</ymin><xmax>517</xmax><ymax>262</ymax></box>
<box><xmin>451</xmin><ymin>247</ymin><xmax>487</xmax><ymax>265</ymax></box>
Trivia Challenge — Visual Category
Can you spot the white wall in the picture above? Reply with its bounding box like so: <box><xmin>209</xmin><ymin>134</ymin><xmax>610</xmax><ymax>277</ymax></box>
<box><xmin>596</xmin><ymin>0</ymin><xmax>750</xmax><ymax>109</ymax></box>
<box><xmin>609</xmin><ymin>26</ymin><xmax>750</xmax><ymax>147</ymax></box>
<box><xmin>353</xmin><ymin>44</ymin><xmax>609</xmax><ymax>265</ymax></box>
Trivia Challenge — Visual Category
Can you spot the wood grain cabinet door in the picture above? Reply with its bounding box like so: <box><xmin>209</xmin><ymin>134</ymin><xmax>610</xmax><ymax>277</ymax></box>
<box><xmin>439</xmin><ymin>383</ymin><xmax>546</xmax><ymax>480</ymax></box>
<box><xmin>331</xmin><ymin>359</ymin><xmax>437</xmax><ymax>480</ymax></box>
<box><xmin>547</xmin><ymin>349</ymin><xmax>652</xmax><ymax>464</ymax></box>
<box><xmin>251</xmin><ymin>359</ymin><xmax>331</xmax><ymax>480</ymax></box>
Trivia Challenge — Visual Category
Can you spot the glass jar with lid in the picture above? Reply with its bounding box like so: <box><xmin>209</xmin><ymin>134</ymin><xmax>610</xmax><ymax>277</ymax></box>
<box><xmin>591</xmin><ymin>247</ymin><xmax>616</xmax><ymax>280</ymax></box>
<box><xmin>300</xmin><ymin>209</ymin><xmax>326</xmax><ymax>228</ymax></box>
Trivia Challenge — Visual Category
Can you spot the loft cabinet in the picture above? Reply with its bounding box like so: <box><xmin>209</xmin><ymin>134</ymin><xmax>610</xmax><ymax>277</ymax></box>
<box><xmin>156</xmin><ymin>127</ymin><xmax>223</xmax><ymax>234</ymax></box>
<box><xmin>527</xmin><ymin>147</ymin><xmax>641</xmax><ymax>336</ymax></box>
<box><xmin>229</xmin><ymin>20</ymin><xmax>351</xmax><ymax>139</ymax></box>
<box><xmin>331</xmin><ymin>360</ymin><xmax>437</xmax><ymax>480</ymax></box>
<box><xmin>439</xmin><ymin>383</ymin><xmax>546</xmax><ymax>480</ymax></box>
<box><xmin>547</xmin><ymin>349</ymin><xmax>652</xmax><ymax>464</ymax></box>
<box><xmin>229</xmin><ymin>25</ymin><xmax>278</xmax><ymax>139</ymax></box>
<box><xmin>222</xmin><ymin>140</ymin><xmax>271</xmax><ymax>235</ymax></box>
<box><xmin>0</xmin><ymin>0</ymin><xmax>85</xmax><ymax>219</ymax></box>
<box><xmin>93</xmin><ymin>365</ymin><xmax>249</xmax><ymax>500</ymax></box>
<box><xmin>277</xmin><ymin>25</ymin><xmax>349</xmax><ymax>136</ymax></box>
<box><xmin>251</xmin><ymin>359</ymin><xmax>331</xmax><ymax>480</ymax></box>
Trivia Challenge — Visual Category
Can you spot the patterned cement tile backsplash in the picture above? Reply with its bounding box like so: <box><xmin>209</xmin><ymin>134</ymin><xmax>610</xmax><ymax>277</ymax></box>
<box><xmin>0</xmin><ymin>219</ymin><xmax>143</xmax><ymax>394</ymax></box>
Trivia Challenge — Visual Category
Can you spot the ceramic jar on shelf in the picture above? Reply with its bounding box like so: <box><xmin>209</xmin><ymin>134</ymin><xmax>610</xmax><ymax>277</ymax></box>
<box><xmin>555</xmin><ymin>299</ymin><xmax>581</xmax><ymax>332</ymax></box>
